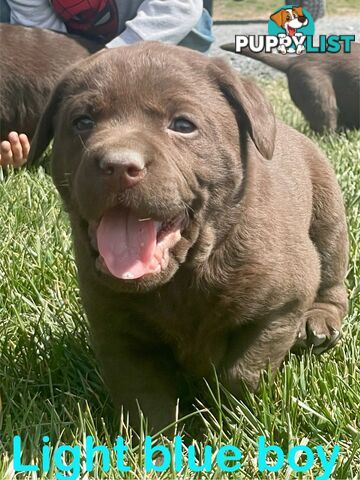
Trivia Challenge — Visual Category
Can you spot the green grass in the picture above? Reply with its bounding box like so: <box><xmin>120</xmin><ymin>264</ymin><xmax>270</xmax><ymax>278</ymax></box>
<box><xmin>213</xmin><ymin>0</ymin><xmax>360</xmax><ymax>20</ymax></box>
<box><xmin>0</xmin><ymin>78</ymin><xmax>359</xmax><ymax>479</ymax></box>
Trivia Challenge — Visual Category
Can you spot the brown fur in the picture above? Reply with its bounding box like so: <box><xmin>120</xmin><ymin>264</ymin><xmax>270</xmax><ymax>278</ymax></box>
<box><xmin>221</xmin><ymin>43</ymin><xmax>360</xmax><ymax>132</ymax></box>
<box><xmin>0</xmin><ymin>24</ymin><xmax>102</xmax><ymax>140</ymax></box>
<box><xmin>28</xmin><ymin>43</ymin><xmax>348</xmax><ymax>433</ymax></box>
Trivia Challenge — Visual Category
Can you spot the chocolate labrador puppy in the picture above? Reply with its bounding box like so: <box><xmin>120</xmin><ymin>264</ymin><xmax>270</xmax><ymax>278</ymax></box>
<box><xmin>28</xmin><ymin>43</ymin><xmax>348</xmax><ymax>433</ymax></box>
<box><xmin>0</xmin><ymin>24</ymin><xmax>102</xmax><ymax>140</ymax></box>
<box><xmin>221</xmin><ymin>43</ymin><xmax>360</xmax><ymax>132</ymax></box>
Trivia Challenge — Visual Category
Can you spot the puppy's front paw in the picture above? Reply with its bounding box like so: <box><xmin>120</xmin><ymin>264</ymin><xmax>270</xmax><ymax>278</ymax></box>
<box><xmin>293</xmin><ymin>309</ymin><xmax>342</xmax><ymax>354</ymax></box>
<box><xmin>296</xmin><ymin>44</ymin><xmax>305</xmax><ymax>54</ymax></box>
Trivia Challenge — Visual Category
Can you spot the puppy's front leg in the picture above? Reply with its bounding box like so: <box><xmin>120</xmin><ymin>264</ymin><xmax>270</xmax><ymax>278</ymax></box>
<box><xmin>220</xmin><ymin>312</ymin><xmax>300</xmax><ymax>394</ymax></box>
<box><xmin>90</xmin><ymin>323</ymin><xmax>180</xmax><ymax>434</ymax></box>
<box><xmin>294</xmin><ymin>173</ymin><xmax>348</xmax><ymax>354</ymax></box>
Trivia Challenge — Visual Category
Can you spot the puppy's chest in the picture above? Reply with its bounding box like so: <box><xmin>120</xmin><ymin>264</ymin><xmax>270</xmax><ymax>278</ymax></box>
<box><xmin>143</xmin><ymin>292</ymin><xmax>231</xmax><ymax>376</ymax></box>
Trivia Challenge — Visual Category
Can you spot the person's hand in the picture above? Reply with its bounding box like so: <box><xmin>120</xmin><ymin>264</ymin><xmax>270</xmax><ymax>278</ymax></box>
<box><xmin>0</xmin><ymin>131</ymin><xmax>30</xmax><ymax>168</ymax></box>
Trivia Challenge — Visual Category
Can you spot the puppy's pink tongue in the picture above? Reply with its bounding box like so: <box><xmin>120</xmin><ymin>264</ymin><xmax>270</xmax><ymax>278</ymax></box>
<box><xmin>97</xmin><ymin>208</ymin><xmax>158</xmax><ymax>279</ymax></box>
<box><xmin>288</xmin><ymin>26</ymin><xmax>296</xmax><ymax>36</ymax></box>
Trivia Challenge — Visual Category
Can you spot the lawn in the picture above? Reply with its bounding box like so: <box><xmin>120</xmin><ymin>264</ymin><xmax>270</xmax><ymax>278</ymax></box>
<box><xmin>0</xmin><ymin>78</ymin><xmax>359</xmax><ymax>479</ymax></box>
<box><xmin>213</xmin><ymin>0</ymin><xmax>360</xmax><ymax>20</ymax></box>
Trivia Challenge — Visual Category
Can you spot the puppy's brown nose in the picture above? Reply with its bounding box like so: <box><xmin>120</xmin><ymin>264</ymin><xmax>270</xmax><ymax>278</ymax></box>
<box><xmin>298</xmin><ymin>15</ymin><xmax>307</xmax><ymax>23</ymax></box>
<box><xmin>97</xmin><ymin>149</ymin><xmax>146</xmax><ymax>189</ymax></box>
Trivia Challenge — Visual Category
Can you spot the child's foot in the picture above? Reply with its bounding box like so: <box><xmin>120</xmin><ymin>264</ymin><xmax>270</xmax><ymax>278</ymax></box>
<box><xmin>0</xmin><ymin>132</ymin><xmax>30</xmax><ymax>168</ymax></box>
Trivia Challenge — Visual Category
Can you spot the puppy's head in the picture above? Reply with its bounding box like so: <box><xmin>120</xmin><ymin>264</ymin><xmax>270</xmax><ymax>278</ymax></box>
<box><xmin>28</xmin><ymin>43</ymin><xmax>276</xmax><ymax>292</ymax></box>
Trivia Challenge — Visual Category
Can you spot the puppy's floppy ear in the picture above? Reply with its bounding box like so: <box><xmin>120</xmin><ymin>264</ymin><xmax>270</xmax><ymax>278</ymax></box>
<box><xmin>209</xmin><ymin>58</ymin><xmax>276</xmax><ymax>160</ymax></box>
<box><xmin>293</xmin><ymin>6</ymin><xmax>305</xmax><ymax>17</ymax></box>
<box><xmin>270</xmin><ymin>9</ymin><xmax>286</xmax><ymax>27</ymax></box>
<box><xmin>27</xmin><ymin>81</ymin><xmax>65</xmax><ymax>168</ymax></box>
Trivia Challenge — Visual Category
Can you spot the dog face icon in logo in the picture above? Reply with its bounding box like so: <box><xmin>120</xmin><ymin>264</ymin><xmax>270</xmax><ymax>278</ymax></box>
<box><xmin>270</xmin><ymin>6</ymin><xmax>308</xmax><ymax>36</ymax></box>
<box><xmin>268</xmin><ymin>5</ymin><xmax>314</xmax><ymax>54</ymax></box>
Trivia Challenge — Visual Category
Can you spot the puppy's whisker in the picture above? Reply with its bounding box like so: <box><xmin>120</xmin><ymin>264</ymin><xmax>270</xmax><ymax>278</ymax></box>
<box><xmin>181</xmin><ymin>200</ymin><xmax>195</xmax><ymax>219</ymax></box>
<box><xmin>78</xmin><ymin>135</ymin><xmax>89</xmax><ymax>152</ymax></box>
<box><xmin>184</xmin><ymin>202</ymin><xmax>195</xmax><ymax>214</ymax></box>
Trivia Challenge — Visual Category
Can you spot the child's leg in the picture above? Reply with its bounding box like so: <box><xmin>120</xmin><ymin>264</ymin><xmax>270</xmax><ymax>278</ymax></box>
<box><xmin>0</xmin><ymin>0</ymin><xmax>11</xmax><ymax>23</ymax></box>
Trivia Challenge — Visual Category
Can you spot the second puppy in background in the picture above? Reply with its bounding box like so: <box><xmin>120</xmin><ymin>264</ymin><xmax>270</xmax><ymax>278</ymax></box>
<box><xmin>221</xmin><ymin>42</ymin><xmax>360</xmax><ymax>133</ymax></box>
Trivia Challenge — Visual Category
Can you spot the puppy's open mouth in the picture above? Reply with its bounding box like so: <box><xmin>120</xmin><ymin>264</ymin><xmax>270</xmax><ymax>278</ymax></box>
<box><xmin>88</xmin><ymin>207</ymin><xmax>184</xmax><ymax>280</ymax></box>
<box><xmin>286</xmin><ymin>25</ymin><xmax>296</xmax><ymax>36</ymax></box>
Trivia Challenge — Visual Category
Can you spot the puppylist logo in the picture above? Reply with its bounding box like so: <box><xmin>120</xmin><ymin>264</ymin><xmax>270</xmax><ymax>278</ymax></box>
<box><xmin>268</xmin><ymin>5</ymin><xmax>314</xmax><ymax>54</ymax></box>
<box><xmin>234</xmin><ymin>4</ymin><xmax>355</xmax><ymax>55</ymax></box>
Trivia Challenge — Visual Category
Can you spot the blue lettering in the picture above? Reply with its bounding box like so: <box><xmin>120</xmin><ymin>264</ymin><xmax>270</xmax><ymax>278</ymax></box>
<box><xmin>258</xmin><ymin>436</ymin><xmax>284</xmax><ymax>473</ymax></box>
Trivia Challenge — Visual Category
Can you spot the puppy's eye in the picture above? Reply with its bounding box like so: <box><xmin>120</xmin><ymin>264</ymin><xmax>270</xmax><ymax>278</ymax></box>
<box><xmin>169</xmin><ymin>117</ymin><xmax>196</xmax><ymax>134</ymax></box>
<box><xmin>72</xmin><ymin>115</ymin><xmax>95</xmax><ymax>133</ymax></box>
